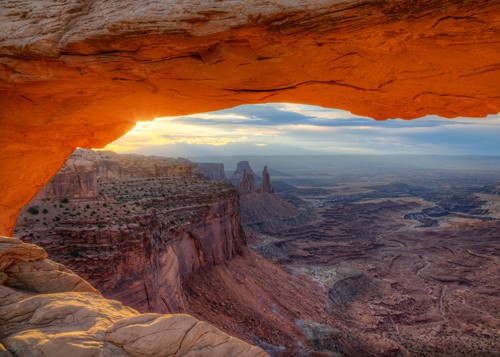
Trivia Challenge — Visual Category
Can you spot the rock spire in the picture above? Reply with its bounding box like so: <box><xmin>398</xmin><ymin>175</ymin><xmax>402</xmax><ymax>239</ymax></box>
<box><xmin>236</xmin><ymin>170</ymin><xmax>255</xmax><ymax>194</ymax></box>
<box><xmin>260</xmin><ymin>166</ymin><xmax>273</xmax><ymax>193</ymax></box>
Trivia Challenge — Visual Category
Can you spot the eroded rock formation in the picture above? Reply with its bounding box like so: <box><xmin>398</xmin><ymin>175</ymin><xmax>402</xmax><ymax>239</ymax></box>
<box><xmin>231</xmin><ymin>161</ymin><xmax>259</xmax><ymax>183</ymax></box>
<box><xmin>16</xmin><ymin>150</ymin><xmax>245</xmax><ymax>314</ymax></box>
<box><xmin>1</xmin><ymin>0</ymin><xmax>499</xmax><ymax>236</ymax></box>
<box><xmin>236</xmin><ymin>170</ymin><xmax>256</xmax><ymax>194</ymax></box>
<box><xmin>0</xmin><ymin>237</ymin><xmax>267</xmax><ymax>356</ymax></box>
<box><xmin>195</xmin><ymin>163</ymin><xmax>227</xmax><ymax>181</ymax></box>
<box><xmin>259</xmin><ymin>166</ymin><xmax>273</xmax><ymax>193</ymax></box>
<box><xmin>37</xmin><ymin>149</ymin><xmax>196</xmax><ymax>200</ymax></box>
<box><xmin>237</xmin><ymin>164</ymin><xmax>307</xmax><ymax>233</ymax></box>
<box><xmin>14</xmin><ymin>152</ymin><xmax>344</xmax><ymax>354</ymax></box>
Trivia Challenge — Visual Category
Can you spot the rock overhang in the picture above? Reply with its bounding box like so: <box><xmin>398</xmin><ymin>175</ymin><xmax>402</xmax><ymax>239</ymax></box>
<box><xmin>1</xmin><ymin>0</ymin><xmax>499</xmax><ymax>235</ymax></box>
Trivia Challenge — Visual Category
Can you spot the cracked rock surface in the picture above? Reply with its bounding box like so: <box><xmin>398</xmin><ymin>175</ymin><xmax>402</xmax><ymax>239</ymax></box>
<box><xmin>0</xmin><ymin>237</ymin><xmax>267</xmax><ymax>356</ymax></box>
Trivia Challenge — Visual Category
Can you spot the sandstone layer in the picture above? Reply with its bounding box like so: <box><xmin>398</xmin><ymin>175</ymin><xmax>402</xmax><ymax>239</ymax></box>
<box><xmin>0</xmin><ymin>237</ymin><xmax>266</xmax><ymax>356</ymax></box>
<box><xmin>15</xmin><ymin>151</ymin><xmax>345</xmax><ymax>354</ymax></box>
<box><xmin>236</xmin><ymin>164</ymin><xmax>308</xmax><ymax>233</ymax></box>
<box><xmin>1</xmin><ymin>0</ymin><xmax>499</xmax><ymax>235</ymax></box>
<box><xmin>16</xmin><ymin>150</ymin><xmax>245</xmax><ymax>314</ymax></box>
<box><xmin>37</xmin><ymin>149</ymin><xmax>196</xmax><ymax>200</ymax></box>
<box><xmin>195</xmin><ymin>163</ymin><xmax>227</xmax><ymax>181</ymax></box>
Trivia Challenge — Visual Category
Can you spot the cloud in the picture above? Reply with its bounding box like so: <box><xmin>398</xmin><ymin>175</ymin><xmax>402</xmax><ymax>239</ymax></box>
<box><xmin>102</xmin><ymin>103</ymin><xmax>500</xmax><ymax>156</ymax></box>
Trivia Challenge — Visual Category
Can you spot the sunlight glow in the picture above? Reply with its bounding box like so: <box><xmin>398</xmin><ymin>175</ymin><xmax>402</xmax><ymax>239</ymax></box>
<box><xmin>102</xmin><ymin>104</ymin><xmax>500</xmax><ymax>156</ymax></box>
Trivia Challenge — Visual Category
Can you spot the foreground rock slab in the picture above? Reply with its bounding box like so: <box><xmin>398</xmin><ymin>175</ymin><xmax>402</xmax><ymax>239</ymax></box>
<box><xmin>0</xmin><ymin>237</ymin><xmax>267</xmax><ymax>356</ymax></box>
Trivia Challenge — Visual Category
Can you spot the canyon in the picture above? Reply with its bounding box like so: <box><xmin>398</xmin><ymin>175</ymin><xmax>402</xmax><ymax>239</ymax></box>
<box><xmin>14</xmin><ymin>150</ymin><xmax>346</xmax><ymax>355</ymax></box>
<box><xmin>12</xmin><ymin>152</ymin><xmax>500</xmax><ymax>355</ymax></box>
<box><xmin>1</xmin><ymin>1</ymin><xmax>499</xmax><ymax>356</ymax></box>
<box><xmin>247</xmin><ymin>155</ymin><xmax>500</xmax><ymax>356</ymax></box>
<box><xmin>15</xmin><ymin>149</ymin><xmax>246</xmax><ymax>314</ymax></box>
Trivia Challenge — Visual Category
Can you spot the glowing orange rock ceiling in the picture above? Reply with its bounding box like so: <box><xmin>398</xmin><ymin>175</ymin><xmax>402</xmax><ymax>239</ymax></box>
<box><xmin>1</xmin><ymin>0</ymin><xmax>499</xmax><ymax>236</ymax></box>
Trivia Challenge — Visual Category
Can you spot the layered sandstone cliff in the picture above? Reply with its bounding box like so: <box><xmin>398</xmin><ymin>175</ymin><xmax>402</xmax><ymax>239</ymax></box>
<box><xmin>237</xmin><ymin>164</ymin><xmax>308</xmax><ymax>233</ymax></box>
<box><xmin>195</xmin><ymin>163</ymin><xmax>227</xmax><ymax>181</ymax></box>
<box><xmin>14</xmin><ymin>152</ymin><xmax>349</xmax><ymax>354</ymax></box>
<box><xmin>38</xmin><ymin>149</ymin><xmax>196</xmax><ymax>200</ymax></box>
<box><xmin>0</xmin><ymin>237</ymin><xmax>266</xmax><ymax>356</ymax></box>
<box><xmin>16</xmin><ymin>150</ymin><xmax>245</xmax><ymax>314</ymax></box>
<box><xmin>231</xmin><ymin>161</ymin><xmax>260</xmax><ymax>183</ymax></box>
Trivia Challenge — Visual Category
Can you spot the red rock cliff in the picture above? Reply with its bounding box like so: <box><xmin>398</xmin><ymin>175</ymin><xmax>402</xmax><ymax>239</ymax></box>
<box><xmin>0</xmin><ymin>237</ymin><xmax>266</xmax><ymax>356</ymax></box>
<box><xmin>16</xmin><ymin>151</ymin><xmax>246</xmax><ymax>314</ymax></box>
<box><xmin>1</xmin><ymin>0</ymin><xmax>499</xmax><ymax>236</ymax></box>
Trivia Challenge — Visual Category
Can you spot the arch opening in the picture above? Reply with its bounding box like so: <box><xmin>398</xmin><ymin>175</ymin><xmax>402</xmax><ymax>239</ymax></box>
<box><xmin>12</xmin><ymin>102</ymin><xmax>500</xmax><ymax>354</ymax></box>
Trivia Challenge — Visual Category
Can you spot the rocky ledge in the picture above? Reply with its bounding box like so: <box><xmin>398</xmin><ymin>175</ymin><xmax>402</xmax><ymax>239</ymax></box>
<box><xmin>16</xmin><ymin>150</ymin><xmax>246</xmax><ymax>314</ymax></box>
<box><xmin>0</xmin><ymin>237</ymin><xmax>266</xmax><ymax>356</ymax></box>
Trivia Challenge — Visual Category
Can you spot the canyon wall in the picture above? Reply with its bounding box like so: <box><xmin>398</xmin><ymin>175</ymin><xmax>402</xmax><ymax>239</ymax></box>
<box><xmin>195</xmin><ymin>163</ymin><xmax>227</xmax><ymax>181</ymax></box>
<box><xmin>17</xmin><ymin>150</ymin><xmax>246</xmax><ymax>314</ymax></box>
<box><xmin>20</xmin><ymin>193</ymin><xmax>245</xmax><ymax>314</ymax></box>
<box><xmin>36</xmin><ymin>150</ymin><xmax>196</xmax><ymax>200</ymax></box>
<box><xmin>2</xmin><ymin>0</ymin><xmax>499</xmax><ymax>235</ymax></box>
<box><xmin>236</xmin><ymin>164</ymin><xmax>309</xmax><ymax>233</ymax></box>
<box><xmin>14</xmin><ymin>152</ymin><xmax>344</xmax><ymax>354</ymax></box>
<box><xmin>0</xmin><ymin>237</ymin><xmax>266</xmax><ymax>356</ymax></box>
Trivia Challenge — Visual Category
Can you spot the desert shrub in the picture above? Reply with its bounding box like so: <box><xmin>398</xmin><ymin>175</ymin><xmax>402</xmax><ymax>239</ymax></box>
<box><xmin>27</xmin><ymin>206</ymin><xmax>39</xmax><ymax>215</ymax></box>
<box><xmin>61</xmin><ymin>198</ymin><xmax>69</xmax><ymax>204</ymax></box>
<box><xmin>42</xmin><ymin>208</ymin><xmax>49</xmax><ymax>214</ymax></box>
<box><xmin>69</xmin><ymin>250</ymin><xmax>82</xmax><ymax>258</ymax></box>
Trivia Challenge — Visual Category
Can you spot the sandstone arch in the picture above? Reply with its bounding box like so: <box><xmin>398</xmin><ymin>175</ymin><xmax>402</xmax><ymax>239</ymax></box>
<box><xmin>1</xmin><ymin>0</ymin><xmax>499</xmax><ymax>236</ymax></box>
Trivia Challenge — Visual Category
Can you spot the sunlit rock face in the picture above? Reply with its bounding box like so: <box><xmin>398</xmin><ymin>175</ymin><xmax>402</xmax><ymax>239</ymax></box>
<box><xmin>0</xmin><ymin>237</ymin><xmax>267</xmax><ymax>356</ymax></box>
<box><xmin>1</xmin><ymin>0</ymin><xmax>499</xmax><ymax>235</ymax></box>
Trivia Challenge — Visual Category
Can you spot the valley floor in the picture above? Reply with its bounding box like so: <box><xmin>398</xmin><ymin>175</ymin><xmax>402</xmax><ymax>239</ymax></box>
<box><xmin>252</xmin><ymin>173</ymin><xmax>500</xmax><ymax>356</ymax></box>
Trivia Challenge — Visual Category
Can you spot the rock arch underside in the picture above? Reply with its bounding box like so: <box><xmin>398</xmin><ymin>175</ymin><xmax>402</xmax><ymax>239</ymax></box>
<box><xmin>1</xmin><ymin>1</ymin><xmax>500</xmax><ymax>235</ymax></box>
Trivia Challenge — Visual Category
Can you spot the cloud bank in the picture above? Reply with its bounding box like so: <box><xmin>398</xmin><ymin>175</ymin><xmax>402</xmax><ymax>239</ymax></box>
<box><xmin>103</xmin><ymin>104</ymin><xmax>500</xmax><ymax>157</ymax></box>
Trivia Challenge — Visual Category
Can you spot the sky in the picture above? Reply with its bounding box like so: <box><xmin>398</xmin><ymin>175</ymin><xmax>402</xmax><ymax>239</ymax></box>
<box><xmin>102</xmin><ymin>103</ymin><xmax>500</xmax><ymax>157</ymax></box>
